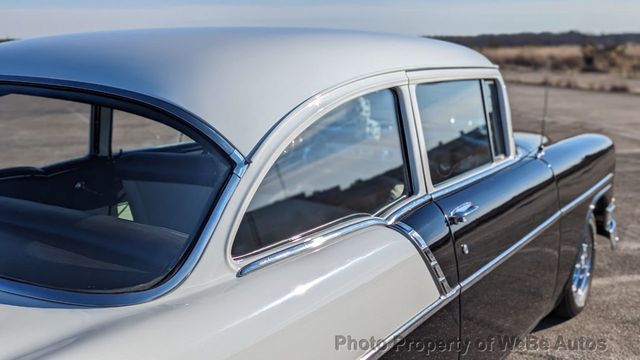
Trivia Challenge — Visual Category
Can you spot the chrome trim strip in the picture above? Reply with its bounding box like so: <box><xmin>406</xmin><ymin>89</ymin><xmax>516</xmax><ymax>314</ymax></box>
<box><xmin>391</xmin><ymin>222</ymin><xmax>452</xmax><ymax>295</ymax></box>
<box><xmin>460</xmin><ymin>211</ymin><xmax>562</xmax><ymax>291</ymax></box>
<box><xmin>430</xmin><ymin>153</ymin><xmax>521</xmax><ymax>201</ymax></box>
<box><xmin>392</xmin><ymin>222</ymin><xmax>428</xmax><ymax>250</ymax></box>
<box><xmin>229</xmin><ymin>149</ymin><xmax>248</xmax><ymax>176</ymax></box>
<box><xmin>237</xmin><ymin>195</ymin><xmax>437</xmax><ymax>277</ymax></box>
<box><xmin>560</xmin><ymin>174</ymin><xmax>613</xmax><ymax>215</ymax></box>
<box><xmin>460</xmin><ymin>173</ymin><xmax>613</xmax><ymax>292</ymax></box>
<box><xmin>408</xmin><ymin>73</ymin><xmax>518</xmax><ymax>194</ymax></box>
<box><xmin>359</xmin><ymin>285</ymin><xmax>461</xmax><ymax>360</ymax></box>
<box><xmin>233</xmin><ymin>214</ymin><xmax>369</xmax><ymax>261</ymax></box>
<box><xmin>385</xmin><ymin>194</ymin><xmax>431</xmax><ymax>224</ymax></box>
<box><xmin>237</xmin><ymin>218</ymin><xmax>387</xmax><ymax>277</ymax></box>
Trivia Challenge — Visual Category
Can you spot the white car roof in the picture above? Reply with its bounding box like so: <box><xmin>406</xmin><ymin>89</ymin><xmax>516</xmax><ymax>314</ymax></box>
<box><xmin>0</xmin><ymin>27</ymin><xmax>494</xmax><ymax>155</ymax></box>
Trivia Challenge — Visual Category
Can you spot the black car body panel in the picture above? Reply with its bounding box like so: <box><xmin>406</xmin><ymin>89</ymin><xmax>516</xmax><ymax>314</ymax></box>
<box><xmin>540</xmin><ymin>134</ymin><xmax>615</xmax><ymax>301</ymax></box>
<box><xmin>380</xmin><ymin>132</ymin><xmax>616</xmax><ymax>359</ymax></box>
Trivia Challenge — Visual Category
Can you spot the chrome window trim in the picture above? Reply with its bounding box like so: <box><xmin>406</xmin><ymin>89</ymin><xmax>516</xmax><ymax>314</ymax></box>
<box><xmin>358</xmin><ymin>173</ymin><xmax>614</xmax><ymax>360</ymax></box>
<box><xmin>0</xmin><ymin>77</ymin><xmax>247</xmax><ymax>307</ymax></box>
<box><xmin>430</xmin><ymin>152</ymin><xmax>523</xmax><ymax>201</ymax></box>
<box><xmin>233</xmin><ymin>68</ymin><xmax>522</xmax><ymax>276</ymax></box>
<box><xmin>481</xmin><ymin>79</ymin><xmax>509</xmax><ymax>158</ymax></box>
<box><xmin>230</xmin><ymin>72</ymin><xmax>429</xmax><ymax>266</ymax></box>
<box><xmin>232</xmin><ymin>192</ymin><xmax>417</xmax><ymax>263</ymax></box>
<box><xmin>232</xmin><ymin>213</ymin><xmax>370</xmax><ymax>261</ymax></box>
<box><xmin>480</xmin><ymin>79</ymin><xmax>500</xmax><ymax>160</ymax></box>
<box><xmin>407</xmin><ymin>68</ymin><xmax>516</xmax><ymax>193</ymax></box>
<box><xmin>237</xmin><ymin>217</ymin><xmax>388</xmax><ymax>277</ymax></box>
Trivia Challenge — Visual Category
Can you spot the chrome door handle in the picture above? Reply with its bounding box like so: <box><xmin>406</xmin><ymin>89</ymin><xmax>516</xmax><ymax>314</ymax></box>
<box><xmin>448</xmin><ymin>202</ymin><xmax>479</xmax><ymax>225</ymax></box>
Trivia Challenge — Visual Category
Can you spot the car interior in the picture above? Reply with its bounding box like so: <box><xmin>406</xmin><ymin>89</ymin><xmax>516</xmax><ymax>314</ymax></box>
<box><xmin>0</xmin><ymin>93</ymin><xmax>232</xmax><ymax>293</ymax></box>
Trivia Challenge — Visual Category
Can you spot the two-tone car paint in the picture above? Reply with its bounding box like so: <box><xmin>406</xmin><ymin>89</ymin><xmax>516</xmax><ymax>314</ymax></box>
<box><xmin>0</xmin><ymin>28</ymin><xmax>618</xmax><ymax>359</ymax></box>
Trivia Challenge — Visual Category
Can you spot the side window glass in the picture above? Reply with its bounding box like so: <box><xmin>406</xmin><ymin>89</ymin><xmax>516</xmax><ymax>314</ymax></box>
<box><xmin>112</xmin><ymin>110</ymin><xmax>193</xmax><ymax>153</ymax></box>
<box><xmin>483</xmin><ymin>80</ymin><xmax>507</xmax><ymax>158</ymax></box>
<box><xmin>0</xmin><ymin>94</ymin><xmax>90</xmax><ymax>168</ymax></box>
<box><xmin>416</xmin><ymin>80</ymin><xmax>492</xmax><ymax>185</ymax></box>
<box><xmin>233</xmin><ymin>89</ymin><xmax>410</xmax><ymax>257</ymax></box>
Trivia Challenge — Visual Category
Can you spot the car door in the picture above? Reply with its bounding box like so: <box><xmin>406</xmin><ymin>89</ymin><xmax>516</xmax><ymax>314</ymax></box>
<box><xmin>411</xmin><ymin>76</ymin><xmax>561</xmax><ymax>359</ymax></box>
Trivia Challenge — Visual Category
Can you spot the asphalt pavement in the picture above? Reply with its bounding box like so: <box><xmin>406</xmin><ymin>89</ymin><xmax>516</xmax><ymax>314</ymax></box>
<box><xmin>506</xmin><ymin>84</ymin><xmax>640</xmax><ymax>360</ymax></box>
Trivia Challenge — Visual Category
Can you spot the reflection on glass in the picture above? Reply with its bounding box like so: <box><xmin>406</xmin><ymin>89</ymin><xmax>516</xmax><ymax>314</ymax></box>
<box><xmin>0</xmin><ymin>94</ymin><xmax>231</xmax><ymax>293</ymax></box>
<box><xmin>112</xmin><ymin>110</ymin><xmax>194</xmax><ymax>152</ymax></box>
<box><xmin>0</xmin><ymin>94</ymin><xmax>90</xmax><ymax>168</ymax></box>
<box><xmin>416</xmin><ymin>80</ymin><xmax>492</xmax><ymax>185</ymax></box>
<box><xmin>233</xmin><ymin>90</ymin><xmax>409</xmax><ymax>257</ymax></box>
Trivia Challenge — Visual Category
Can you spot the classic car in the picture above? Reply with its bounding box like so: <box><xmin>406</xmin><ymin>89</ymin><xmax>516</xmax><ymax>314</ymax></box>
<box><xmin>0</xmin><ymin>28</ymin><xmax>619</xmax><ymax>359</ymax></box>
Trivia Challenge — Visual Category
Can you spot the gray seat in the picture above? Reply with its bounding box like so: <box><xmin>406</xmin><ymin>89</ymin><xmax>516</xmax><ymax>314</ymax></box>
<box><xmin>114</xmin><ymin>152</ymin><xmax>227</xmax><ymax>234</ymax></box>
<box><xmin>0</xmin><ymin>196</ymin><xmax>189</xmax><ymax>292</ymax></box>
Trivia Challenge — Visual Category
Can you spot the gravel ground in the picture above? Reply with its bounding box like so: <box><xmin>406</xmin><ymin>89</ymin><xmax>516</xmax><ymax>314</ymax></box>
<box><xmin>506</xmin><ymin>84</ymin><xmax>640</xmax><ymax>360</ymax></box>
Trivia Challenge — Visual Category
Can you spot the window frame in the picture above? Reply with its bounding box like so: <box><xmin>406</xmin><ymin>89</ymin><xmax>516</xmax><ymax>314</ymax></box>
<box><xmin>407</xmin><ymin>69</ymin><xmax>516</xmax><ymax>196</ymax></box>
<box><xmin>229</xmin><ymin>73</ymin><xmax>426</xmax><ymax>265</ymax></box>
<box><xmin>0</xmin><ymin>77</ymin><xmax>243</xmax><ymax>306</ymax></box>
<box><xmin>481</xmin><ymin>79</ymin><xmax>508</xmax><ymax>160</ymax></box>
<box><xmin>228</xmin><ymin>69</ymin><xmax>517</xmax><ymax>277</ymax></box>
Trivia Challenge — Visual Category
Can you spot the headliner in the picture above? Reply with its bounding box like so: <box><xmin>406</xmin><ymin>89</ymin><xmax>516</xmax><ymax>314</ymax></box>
<box><xmin>0</xmin><ymin>27</ymin><xmax>494</xmax><ymax>155</ymax></box>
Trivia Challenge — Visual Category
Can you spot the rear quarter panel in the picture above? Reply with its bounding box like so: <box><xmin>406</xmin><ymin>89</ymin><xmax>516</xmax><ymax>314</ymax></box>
<box><xmin>26</xmin><ymin>226</ymin><xmax>439</xmax><ymax>360</ymax></box>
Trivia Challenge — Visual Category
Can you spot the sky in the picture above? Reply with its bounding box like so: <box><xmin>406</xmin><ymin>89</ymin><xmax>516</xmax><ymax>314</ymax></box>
<box><xmin>1</xmin><ymin>0</ymin><xmax>639</xmax><ymax>39</ymax></box>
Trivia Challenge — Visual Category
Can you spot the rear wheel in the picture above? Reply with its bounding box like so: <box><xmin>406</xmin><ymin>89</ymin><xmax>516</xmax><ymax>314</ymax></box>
<box><xmin>555</xmin><ymin>214</ymin><xmax>595</xmax><ymax>318</ymax></box>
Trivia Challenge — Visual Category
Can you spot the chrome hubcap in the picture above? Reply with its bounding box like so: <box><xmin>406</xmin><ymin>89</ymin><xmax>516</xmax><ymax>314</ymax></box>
<box><xmin>571</xmin><ymin>239</ymin><xmax>593</xmax><ymax>307</ymax></box>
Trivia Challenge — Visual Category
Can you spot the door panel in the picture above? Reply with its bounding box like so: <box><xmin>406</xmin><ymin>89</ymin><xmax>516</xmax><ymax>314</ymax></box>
<box><xmin>459</xmin><ymin>224</ymin><xmax>559</xmax><ymax>359</ymax></box>
<box><xmin>435</xmin><ymin>157</ymin><xmax>559</xmax><ymax>359</ymax></box>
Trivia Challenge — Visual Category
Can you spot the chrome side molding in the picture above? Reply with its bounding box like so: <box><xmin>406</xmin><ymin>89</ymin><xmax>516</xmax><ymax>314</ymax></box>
<box><xmin>237</xmin><ymin>217</ymin><xmax>388</xmax><ymax>277</ymax></box>
<box><xmin>561</xmin><ymin>174</ymin><xmax>613</xmax><ymax>215</ymax></box>
<box><xmin>460</xmin><ymin>173</ymin><xmax>614</xmax><ymax>292</ymax></box>
<box><xmin>391</xmin><ymin>222</ymin><xmax>452</xmax><ymax>295</ymax></box>
<box><xmin>460</xmin><ymin>211</ymin><xmax>562</xmax><ymax>291</ymax></box>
